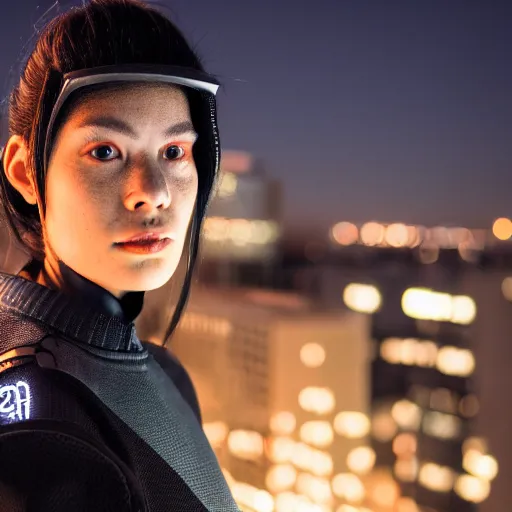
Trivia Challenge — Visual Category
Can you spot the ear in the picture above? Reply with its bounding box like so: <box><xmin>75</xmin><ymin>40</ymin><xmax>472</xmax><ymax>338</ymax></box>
<box><xmin>2</xmin><ymin>135</ymin><xmax>37</xmax><ymax>205</ymax></box>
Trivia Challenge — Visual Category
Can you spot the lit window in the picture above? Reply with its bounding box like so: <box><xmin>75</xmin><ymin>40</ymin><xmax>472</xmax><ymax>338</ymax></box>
<box><xmin>291</xmin><ymin>443</ymin><xmax>333</xmax><ymax>476</ymax></box>
<box><xmin>331</xmin><ymin>222</ymin><xmax>359</xmax><ymax>246</ymax></box>
<box><xmin>300</xmin><ymin>343</ymin><xmax>326</xmax><ymax>368</ymax></box>
<box><xmin>463</xmin><ymin>450</ymin><xmax>498</xmax><ymax>481</ymax></box>
<box><xmin>402</xmin><ymin>288</ymin><xmax>452</xmax><ymax>322</ymax></box>
<box><xmin>391</xmin><ymin>400</ymin><xmax>422</xmax><ymax>430</ymax></box>
<box><xmin>394</xmin><ymin>458</ymin><xmax>419</xmax><ymax>482</ymax></box>
<box><xmin>360</xmin><ymin>222</ymin><xmax>385</xmax><ymax>246</ymax></box>
<box><xmin>372</xmin><ymin>410</ymin><xmax>398</xmax><ymax>442</ymax></box>
<box><xmin>343</xmin><ymin>283</ymin><xmax>382</xmax><ymax>314</ymax></box>
<box><xmin>265</xmin><ymin>464</ymin><xmax>297</xmax><ymax>493</ymax></box>
<box><xmin>455</xmin><ymin>474</ymin><xmax>491</xmax><ymax>503</ymax></box>
<box><xmin>268</xmin><ymin>437</ymin><xmax>296</xmax><ymax>464</ymax></box>
<box><xmin>401</xmin><ymin>288</ymin><xmax>476</xmax><ymax>325</ymax></box>
<box><xmin>436</xmin><ymin>346</ymin><xmax>475</xmax><ymax>377</ymax></box>
<box><xmin>227</xmin><ymin>430</ymin><xmax>264</xmax><ymax>461</ymax></box>
<box><xmin>346</xmin><ymin>446</ymin><xmax>376</xmax><ymax>475</ymax></box>
<box><xmin>415</xmin><ymin>340</ymin><xmax>438</xmax><ymax>367</ymax></box>
<box><xmin>296</xmin><ymin>473</ymin><xmax>332</xmax><ymax>504</ymax></box>
<box><xmin>422</xmin><ymin>411</ymin><xmax>461</xmax><ymax>440</ymax></box>
<box><xmin>331</xmin><ymin>473</ymin><xmax>365</xmax><ymax>503</ymax></box>
<box><xmin>270</xmin><ymin>412</ymin><xmax>296</xmax><ymax>436</ymax></box>
<box><xmin>392</xmin><ymin>433</ymin><xmax>417</xmax><ymax>457</ymax></box>
<box><xmin>380</xmin><ymin>338</ymin><xmax>403</xmax><ymax>364</ymax></box>
<box><xmin>385</xmin><ymin>223</ymin><xmax>409</xmax><ymax>248</ymax></box>
<box><xmin>299</xmin><ymin>387</ymin><xmax>336</xmax><ymax>415</ymax></box>
<box><xmin>300</xmin><ymin>421</ymin><xmax>334</xmax><ymax>448</ymax></box>
<box><xmin>451</xmin><ymin>295</ymin><xmax>477</xmax><ymax>324</ymax></box>
<box><xmin>334</xmin><ymin>411</ymin><xmax>370</xmax><ymax>439</ymax></box>
<box><xmin>418</xmin><ymin>463</ymin><xmax>454</xmax><ymax>493</ymax></box>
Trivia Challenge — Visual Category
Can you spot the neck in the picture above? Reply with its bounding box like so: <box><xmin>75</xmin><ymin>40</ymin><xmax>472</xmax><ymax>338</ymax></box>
<box><xmin>19</xmin><ymin>259</ymin><xmax>144</xmax><ymax>322</ymax></box>
<box><xmin>35</xmin><ymin>257</ymin><xmax>123</xmax><ymax>299</ymax></box>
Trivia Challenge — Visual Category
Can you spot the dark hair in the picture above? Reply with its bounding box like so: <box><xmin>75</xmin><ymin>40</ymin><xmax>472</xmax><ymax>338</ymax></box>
<box><xmin>0</xmin><ymin>0</ymin><xmax>220</xmax><ymax>345</ymax></box>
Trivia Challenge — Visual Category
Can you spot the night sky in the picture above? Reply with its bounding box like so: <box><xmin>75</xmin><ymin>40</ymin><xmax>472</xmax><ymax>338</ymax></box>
<box><xmin>1</xmin><ymin>0</ymin><xmax>511</xmax><ymax>233</ymax></box>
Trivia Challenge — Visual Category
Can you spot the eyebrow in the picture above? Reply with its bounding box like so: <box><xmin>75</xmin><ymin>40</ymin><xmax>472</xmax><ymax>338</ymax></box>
<box><xmin>78</xmin><ymin>116</ymin><xmax>197</xmax><ymax>139</ymax></box>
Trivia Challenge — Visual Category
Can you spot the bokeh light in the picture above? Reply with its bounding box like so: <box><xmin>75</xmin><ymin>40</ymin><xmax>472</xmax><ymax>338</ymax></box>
<box><xmin>300</xmin><ymin>342</ymin><xmax>326</xmax><ymax>368</ymax></box>
<box><xmin>346</xmin><ymin>446</ymin><xmax>376</xmax><ymax>475</ymax></box>
<box><xmin>300</xmin><ymin>421</ymin><xmax>334</xmax><ymax>448</ymax></box>
<box><xmin>492</xmin><ymin>217</ymin><xmax>512</xmax><ymax>240</ymax></box>
<box><xmin>436</xmin><ymin>346</ymin><xmax>475</xmax><ymax>377</ymax></box>
<box><xmin>270</xmin><ymin>411</ymin><xmax>297</xmax><ymax>436</ymax></box>
<box><xmin>227</xmin><ymin>430</ymin><xmax>264</xmax><ymax>461</ymax></box>
<box><xmin>360</xmin><ymin>222</ymin><xmax>385</xmax><ymax>246</ymax></box>
<box><xmin>331</xmin><ymin>473</ymin><xmax>365</xmax><ymax>503</ymax></box>
<box><xmin>266</xmin><ymin>464</ymin><xmax>297</xmax><ymax>493</ymax></box>
<box><xmin>462</xmin><ymin>450</ymin><xmax>498</xmax><ymax>481</ymax></box>
<box><xmin>391</xmin><ymin>400</ymin><xmax>422</xmax><ymax>430</ymax></box>
<box><xmin>501</xmin><ymin>277</ymin><xmax>512</xmax><ymax>301</ymax></box>
<box><xmin>454</xmin><ymin>474</ymin><xmax>491</xmax><ymax>503</ymax></box>
<box><xmin>299</xmin><ymin>387</ymin><xmax>336</xmax><ymax>415</ymax></box>
<box><xmin>334</xmin><ymin>412</ymin><xmax>371</xmax><ymax>439</ymax></box>
<box><xmin>343</xmin><ymin>283</ymin><xmax>382</xmax><ymax>314</ymax></box>
<box><xmin>418</xmin><ymin>463</ymin><xmax>454</xmax><ymax>493</ymax></box>
<box><xmin>331</xmin><ymin>222</ymin><xmax>359</xmax><ymax>246</ymax></box>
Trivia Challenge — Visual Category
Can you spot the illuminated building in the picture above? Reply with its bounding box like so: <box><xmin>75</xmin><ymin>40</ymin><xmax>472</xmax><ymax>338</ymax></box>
<box><xmin>369</xmin><ymin>271</ymin><xmax>483</xmax><ymax>512</ymax></box>
<box><xmin>328</xmin><ymin>220</ymin><xmax>512</xmax><ymax>253</ymax></box>
<box><xmin>458</xmin><ymin>265</ymin><xmax>512</xmax><ymax>512</ymax></box>
<box><xmin>199</xmin><ymin>150</ymin><xmax>282</xmax><ymax>287</ymax></box>
<box><xmin>281</xmin><ymin>226</ymin><xmax>509</xmax><ymax>512</ymax></box>
<box><xmin>170</xmin><ymin>285</ymin><xmax>375</xmax><ymax>511</ymax></box>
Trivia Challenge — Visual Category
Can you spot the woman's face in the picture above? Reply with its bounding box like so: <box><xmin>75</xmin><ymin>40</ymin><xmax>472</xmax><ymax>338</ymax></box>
<box><xmin>44</xmin><ymin>84</ymin><xmax>198</xmax><ymax>296</ymax></box>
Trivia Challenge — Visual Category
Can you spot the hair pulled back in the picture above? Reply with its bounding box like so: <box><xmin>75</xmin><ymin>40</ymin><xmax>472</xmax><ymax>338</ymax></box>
<box><xmin>1</xmin><ymin>0</ymin><xmax>220</xmax><ymax>345</ymax></box>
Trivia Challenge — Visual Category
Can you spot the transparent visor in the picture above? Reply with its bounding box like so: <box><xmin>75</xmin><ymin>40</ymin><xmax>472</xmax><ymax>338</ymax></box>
<box><xmin>1</xmin><ymin>64</ymin><xmax>219</xmax><ymax>165</ymax></box>
<box><xmin>43</xmin><ymin>64</ymin><xmax>220</xmax><ymax>170</ymax></box>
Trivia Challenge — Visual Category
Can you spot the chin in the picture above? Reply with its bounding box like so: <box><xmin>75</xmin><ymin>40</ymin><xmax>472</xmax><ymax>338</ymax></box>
<box><xmin>110</xmin><ymin>269</ymin><xmax>174</xmax><ymax>293</ymax></box>
<box><xmin>120</xmin><ymin>260</ymin><xmax>180</xmax><ymax>292</ymax></box>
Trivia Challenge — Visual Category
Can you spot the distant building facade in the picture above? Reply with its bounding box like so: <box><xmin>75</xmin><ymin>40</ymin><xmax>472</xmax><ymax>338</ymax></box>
<box><xmin>171</xmin><ymin>286</ymin><xmax>380</xmax><ymax>512</ymax></box>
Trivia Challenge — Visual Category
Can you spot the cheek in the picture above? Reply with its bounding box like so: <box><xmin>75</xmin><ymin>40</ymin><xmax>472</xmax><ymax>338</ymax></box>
<box><xmin>45</xmin><ymin>163</ymin><xmax>113</xmax><ymax>241</ymax></box>
<box><xmin>174</xmin><ymin>174</ymin><xmax>199</xmax><ymax>224</ymax></box>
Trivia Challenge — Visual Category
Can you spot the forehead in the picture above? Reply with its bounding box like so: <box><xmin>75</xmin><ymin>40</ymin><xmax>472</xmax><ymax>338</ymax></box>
<box><xmin>65</xmin><ymin>83</ymin><xmax>191</xmax><ymax>126</ymax></box>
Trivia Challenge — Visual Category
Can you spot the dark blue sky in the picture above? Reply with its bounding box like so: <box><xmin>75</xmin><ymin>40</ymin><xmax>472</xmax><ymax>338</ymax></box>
<box><xmin>1</xmin><ymin>0</ymin><xmax>511</xmax><ymax>232</ymax></box>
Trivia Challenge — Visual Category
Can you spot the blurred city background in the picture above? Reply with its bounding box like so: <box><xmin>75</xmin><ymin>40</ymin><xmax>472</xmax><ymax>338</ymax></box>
<box><xmin>2</xmin><ymin>1</ymin><xmax>512</xmax><ymax>512</ymax></box>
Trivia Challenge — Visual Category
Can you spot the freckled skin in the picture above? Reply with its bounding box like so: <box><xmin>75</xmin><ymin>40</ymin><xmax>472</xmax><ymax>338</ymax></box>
<box><xmin>44</xmin><ymin>84</ymin><xmax>198</xmax><ymax>296</ymax></box>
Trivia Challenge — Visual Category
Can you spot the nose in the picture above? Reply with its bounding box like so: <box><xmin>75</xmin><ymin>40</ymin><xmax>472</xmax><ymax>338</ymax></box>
<box><xmin>123</xmin><ymin>160</ymin><xmax>171</xmax><ymax>212</ymax></box>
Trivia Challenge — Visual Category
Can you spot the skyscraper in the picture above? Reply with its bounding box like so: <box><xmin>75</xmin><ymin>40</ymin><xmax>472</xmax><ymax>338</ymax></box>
<box><xmin>170</xmin><ymin>285</ymin><xmax>380</xmax><ymax>512</ymax></box>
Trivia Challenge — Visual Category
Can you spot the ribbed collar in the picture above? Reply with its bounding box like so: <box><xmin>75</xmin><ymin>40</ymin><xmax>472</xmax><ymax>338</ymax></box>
<box><xmin>0</xmin><ymin>270</ymin><xmax>144</xmax><ymax>352</ymax></box>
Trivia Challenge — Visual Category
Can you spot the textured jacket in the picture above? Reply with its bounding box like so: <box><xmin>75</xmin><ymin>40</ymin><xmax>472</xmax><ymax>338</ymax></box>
<box><xmin>0</xmin><ymin>270</ymin><xmax>238</xmax><ymax>511</ymax></box>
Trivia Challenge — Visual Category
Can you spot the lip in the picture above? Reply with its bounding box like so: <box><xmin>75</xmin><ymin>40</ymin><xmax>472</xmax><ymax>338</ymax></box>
<box><xmin>117</xmin><ymin>232</ymin><xmax>174</xmax><ymax>244</ymax></box>
<box><xmin>114</xmin><ymin>237</ymin><xmax>173</xmax><ymax>255</ymax></box>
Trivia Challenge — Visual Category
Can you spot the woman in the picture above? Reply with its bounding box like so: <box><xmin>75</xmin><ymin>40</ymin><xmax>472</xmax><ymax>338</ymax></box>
<box><xmin>0</xmin><ymin>1</ymin><xmax>238</xmax><ymax>511</ymax></box>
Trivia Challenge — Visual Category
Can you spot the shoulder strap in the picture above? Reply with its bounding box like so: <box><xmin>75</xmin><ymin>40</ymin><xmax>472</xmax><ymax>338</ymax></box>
<box><xmin>37</xmin><ymin>336</ymin><xmax>238</xmax><ymax>512</ymax></box>
<box><xmin>142</xmin><ymin>341</ymin><xmax>202</xmax><ymax>424</ymax></box>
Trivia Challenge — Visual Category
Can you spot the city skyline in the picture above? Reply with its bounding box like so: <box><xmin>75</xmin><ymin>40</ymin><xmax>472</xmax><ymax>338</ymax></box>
<box><xmin>0</xmin><ymin>0</ymin><xmax>511</xmax><ymax>232</ymax></box>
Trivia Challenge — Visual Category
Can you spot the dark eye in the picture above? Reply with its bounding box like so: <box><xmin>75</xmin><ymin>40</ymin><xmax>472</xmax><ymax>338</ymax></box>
<box><xmin>90</xmin><ymin>145</ymin><xmax>119</xmax><ymax>161</ymax></box>
<box><xmin>163</xmin><ymin>145</ymin><xmax>185</xmax><ymax>161</ymax></box>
